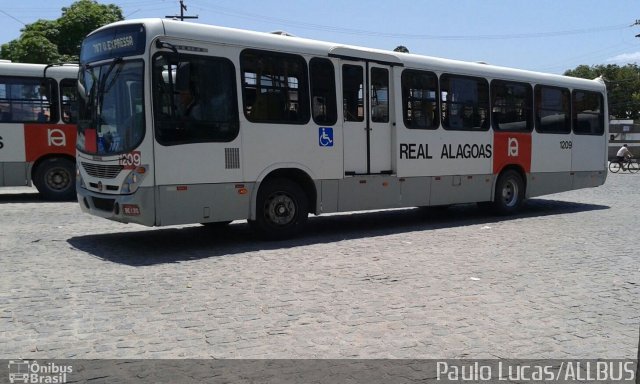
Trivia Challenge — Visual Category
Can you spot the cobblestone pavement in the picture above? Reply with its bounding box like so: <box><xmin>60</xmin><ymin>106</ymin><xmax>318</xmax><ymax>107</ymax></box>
<box><xmin>0</xmin><ymin>173</ymin><xmax>638</xmax><ymax>359</ymax></box>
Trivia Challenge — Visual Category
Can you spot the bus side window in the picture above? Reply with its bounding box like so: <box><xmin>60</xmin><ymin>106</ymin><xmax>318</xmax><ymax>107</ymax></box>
<box><xmin>401</xmin><ymin>69</ymin><xmax>439</xmax><ymax>129</ymax></box>
<box><xmin>490</xmin><ymin>80</ymin><xmax>533</xmax><ymax>132</ymax></box>
<box><xmin>342</xmin><ymin>65</ymin><xmax>364</xmax><ymax>122</ymax></box>
<box><xmin>0</xmin><ymin>76</ymin><xmax>59</xmax><ymax>123</ymax></box>
<box><xmin>441</xmin><ymin>74</ymin><xmax>489</xmax><ymax>131</ymax></box>
<box><xmin>60</xmin><ymin>79</ymin><xmax>78</xmax><ymax>124</ymax></box>
<box><xmin>310</xmin><ymin>58</ymin><xmax>337</xmax><ymax>125</ymax></box>
<box><xmin>371</xmin><ymin>67</ymin><xmax>389</xmax><ymax>123</ymax></box>
<box><xmin>240</xmin><ymin>49</ymin><xmax>309</xmax><ymax>124</ymax></box>
<box><xmin>153</xmin><ymin>53</ymin><xmax>239</xmax><ymax>145</ymax></box>
<box><xmin>535</xmin><ymin>85</ymin><xmax>571</xmax><ymax>134</ymax></box>
<box><xmin>573</xmin><ymin>90</ymin><xmax>604</xmax><ymax>135</ymax></box>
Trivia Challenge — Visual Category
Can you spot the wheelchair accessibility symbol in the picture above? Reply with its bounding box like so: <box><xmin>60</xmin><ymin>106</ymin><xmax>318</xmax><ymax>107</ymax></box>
<box><xmin>319</xmin><ymin>127</ymin><xmax>333</xmax><ymax>147</ymax></box>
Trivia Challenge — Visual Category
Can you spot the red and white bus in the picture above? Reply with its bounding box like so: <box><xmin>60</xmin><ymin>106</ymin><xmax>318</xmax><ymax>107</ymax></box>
<box><xmin>76</xmin><ymin>19</ymin><xmax>607</xmax><ymax>238</ymax></box>
<box><xmin>0</xmin><ymin>61</ymin><xmax>78</xmax><ymax>200</ymax></box>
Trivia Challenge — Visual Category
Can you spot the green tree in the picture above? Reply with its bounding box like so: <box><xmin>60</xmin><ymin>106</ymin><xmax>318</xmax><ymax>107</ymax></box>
<box><xmin>0</xmin><ymin>0</ymin><xmax>123</xmax><ymax>64</ymax></box>
<box><xmin>57</xmin><ymin>0</ymin><xmax>123</xmax><ymax>58</ymax></box>
<box><xmin>2</xmin><ymin>33</ymin><xmax>62</xmax><ymax>63</ymax></box>
<box><xmin>565</xmin><ymin>64</ymin><xmax>640</xmax><ymax>120</ymax></box>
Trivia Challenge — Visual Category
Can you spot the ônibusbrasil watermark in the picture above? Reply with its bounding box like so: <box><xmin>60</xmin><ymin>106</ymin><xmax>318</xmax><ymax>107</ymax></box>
<box><xmin>7</xmin><ymin>360</ymin><xmax>72</xmax><ymax>384</ymax></box>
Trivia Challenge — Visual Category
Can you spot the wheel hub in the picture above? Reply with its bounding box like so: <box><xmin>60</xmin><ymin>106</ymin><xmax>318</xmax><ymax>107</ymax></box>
<box><xmin>47</xmin><ymin>169</ymin><xmax>70</xmax><ymax>190</ymax></box>
<box><xmin>267</xmin><ymin>194</ymin><xmax>296</xmax><ymax>225</ymax></box>
<box><xmin>502</xmin><ymin>181</ymin><xmax>518</xmax><ymax>207</ymax></box>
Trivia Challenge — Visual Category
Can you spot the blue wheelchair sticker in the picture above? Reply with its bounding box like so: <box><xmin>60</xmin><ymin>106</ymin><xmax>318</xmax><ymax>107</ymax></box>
<box><xmin>318</xmin><ymin>127</ymin><xmax>333</xmax><ymax>147</ymax></box>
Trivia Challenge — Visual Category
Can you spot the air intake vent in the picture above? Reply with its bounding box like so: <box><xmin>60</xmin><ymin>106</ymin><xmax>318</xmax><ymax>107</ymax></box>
<box><xmin>81</xmin><ymin>162</ymin><xmax>124</xmax><ymax>179</ymax></box>
<box><xmin>225</xmin><ymin>148</ymin><xmax>240</xmax><ymax>169</ymax></box>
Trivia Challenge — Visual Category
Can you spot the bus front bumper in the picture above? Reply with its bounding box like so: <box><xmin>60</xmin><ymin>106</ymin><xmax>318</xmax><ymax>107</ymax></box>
<box><xmin>77</xmin><ymin>185</ymin><xmax>156</xmax><ymax>227</ymax></box>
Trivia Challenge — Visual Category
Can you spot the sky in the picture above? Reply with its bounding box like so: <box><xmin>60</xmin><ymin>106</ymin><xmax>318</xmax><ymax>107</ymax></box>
<box><xmin>1</xmin><ymin>0</ymin><xmax>639</xmax><ymax>74</ymax></box>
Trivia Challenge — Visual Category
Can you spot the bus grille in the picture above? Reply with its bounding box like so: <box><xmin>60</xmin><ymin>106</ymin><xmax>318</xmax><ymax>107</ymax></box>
<box><xmin>81</xmin><ymin>162</ymin><xmax>124</xmax><ymax>179</ymax></box>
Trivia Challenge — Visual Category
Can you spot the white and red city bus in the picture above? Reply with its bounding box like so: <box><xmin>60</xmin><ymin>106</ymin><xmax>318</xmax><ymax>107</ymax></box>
<box><xmin>76</xmin><ymin>19</ymin><xmax>607</xmax><ymax>238</ymax></box>
<box><xmin>0</xmin><ymin>61</ymin><xmax>78</xmax><ymax>200</ymax></box>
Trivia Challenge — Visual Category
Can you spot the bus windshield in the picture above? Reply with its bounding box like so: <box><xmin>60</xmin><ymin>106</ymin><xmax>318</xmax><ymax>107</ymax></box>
<box><xmin>77</xmin><ymin>60</ymin><xmax>144</xmax><ymax>155</ymax></box>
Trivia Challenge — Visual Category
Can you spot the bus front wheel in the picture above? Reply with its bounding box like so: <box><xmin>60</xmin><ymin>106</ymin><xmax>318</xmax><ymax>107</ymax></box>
<box><xmin>250</xmin><ymin>178</ymin><xmax>308</xmax><ymax>240</ymax></box>
<box><xmin>493</xmin><ymin>170</ymin><xmax>524</xmax><ymax>215</ymax></box>
<box><xmin>33</xmin><ymin>157</ymin><xmax>76</xmax><ymax>201</ymax></box>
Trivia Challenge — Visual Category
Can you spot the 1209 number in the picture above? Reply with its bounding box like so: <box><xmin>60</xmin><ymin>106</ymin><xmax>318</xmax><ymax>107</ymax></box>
<box><xmin>119</xmin><ymin>151</ymin><xmax>141</xmax><ymax>169</ymax></box>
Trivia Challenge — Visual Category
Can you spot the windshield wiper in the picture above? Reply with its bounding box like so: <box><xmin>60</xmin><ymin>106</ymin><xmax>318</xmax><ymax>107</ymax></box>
<box><xmin>100</xmin><ymin>57</ymin><xmax>124</xmax><ymax>95</ymax></box>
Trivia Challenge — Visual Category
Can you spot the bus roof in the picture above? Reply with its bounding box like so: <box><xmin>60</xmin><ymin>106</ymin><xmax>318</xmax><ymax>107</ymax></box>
<box><xmin>90</xmin><ymin>18</ymin><xmax>605</xmax><ymax>91</ymax></box>
<box><xmin>0</xmin><ymin>62</ymin><xmax>78</xmax><ymax>79</ymax></box>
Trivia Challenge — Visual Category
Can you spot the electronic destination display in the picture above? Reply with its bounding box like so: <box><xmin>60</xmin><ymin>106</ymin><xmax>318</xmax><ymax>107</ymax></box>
<box><xmin>80</xmin><ymin>24</ymin><xmax>146</xmax><ymax>63</ymax></box>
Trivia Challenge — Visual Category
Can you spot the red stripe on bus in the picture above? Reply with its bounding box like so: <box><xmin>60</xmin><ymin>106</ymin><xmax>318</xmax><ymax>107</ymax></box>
<box><xmin>24</xmin><ymin>124</ymin><xmax>76</xmax><ymax>162</ymax></box>
<box><xmin>492</xmin><ymin>132</ymin><xmax>532</xmax><ymax>174</ymax></box>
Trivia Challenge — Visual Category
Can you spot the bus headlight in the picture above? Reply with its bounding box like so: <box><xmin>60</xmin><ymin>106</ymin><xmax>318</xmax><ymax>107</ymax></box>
<box><xmin>121</xmin><ymin>165</ymin><xmax>148</xmax><ymax>194</ymax></box>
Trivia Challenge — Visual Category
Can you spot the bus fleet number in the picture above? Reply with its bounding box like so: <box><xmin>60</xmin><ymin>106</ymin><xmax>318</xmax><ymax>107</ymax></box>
<box><xmin>119</xmin><ymin>151</ymin><xmax>141</xmax><ymax>168</ymax></box>
<box><xmin>560</xmin><ymin>140</ymin><xmax>572</xmax><ymax>150</ymax></box>
<box><xmin>0</xmin><ymin>135</ymin><xmax>3</xmax><ymax>149</ymax></box>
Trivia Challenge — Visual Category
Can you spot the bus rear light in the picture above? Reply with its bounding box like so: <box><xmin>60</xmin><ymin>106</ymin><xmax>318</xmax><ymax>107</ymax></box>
<box><xmin>177</xmin><ymin>185</ymin><xmax>188</xmax><ymax>191</ymax></box>
<box><xmin>135</xmin><ymin>166</ymin><xmax>146</xmax><ymax>174</ymax></box>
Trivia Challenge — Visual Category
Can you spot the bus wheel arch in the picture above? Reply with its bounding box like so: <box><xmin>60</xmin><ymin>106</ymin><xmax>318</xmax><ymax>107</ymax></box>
<box><xmin>250</xmin><ymin>168</ymin><xmax>316</xmax><ymax>240</ymax></box>
<box><xmin>31</xmin><ymin>155</ymin><xmax>76</xmax><ymax>201</ymax></box>
<box><xmin>492</xmin><ymin>165</ymin><xmax>526</xmax><ymax>215</ymax></box>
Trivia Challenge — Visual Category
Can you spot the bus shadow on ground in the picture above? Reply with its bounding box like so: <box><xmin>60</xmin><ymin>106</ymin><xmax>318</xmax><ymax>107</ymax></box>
<box><xmin>67</xmin><ymin>198</ymin><xmax>608</xmax><ymax>266</ymax></box>
<box><xmin>0</xmin><ymin>192</ymin><xmax>43</xmax><ymax>203</ymax></box>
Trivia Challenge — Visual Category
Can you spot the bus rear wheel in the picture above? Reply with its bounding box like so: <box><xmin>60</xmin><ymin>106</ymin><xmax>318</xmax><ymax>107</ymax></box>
<box><xmin>493</xmin><ymin>170</ymin><xmax>524</xmax><ymax>215</ymax></box>
<box><xmin>34</xmin><ymin>157</ymin><xmax>76</xmax><ymax>201</ymax></box>
<box><xmin>250</xmin><ymin>178</ymin><xmax>308</xmax><ymax>240</ymax></box>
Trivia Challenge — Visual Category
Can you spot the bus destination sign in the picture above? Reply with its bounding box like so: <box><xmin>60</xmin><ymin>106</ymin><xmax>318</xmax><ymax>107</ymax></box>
<box><xmin>80</xmin><ymin>24</ymin><xmax>146</xmax><ymax>63</ymax></box>
<box><xmin>91</xmin><ymin>35</ymin><xmax>134</xmax><ymax>56</ymax></box>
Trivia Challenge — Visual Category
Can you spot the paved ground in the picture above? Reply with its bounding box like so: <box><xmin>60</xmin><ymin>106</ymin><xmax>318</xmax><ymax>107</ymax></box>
<box><xmin>0</xmin><ymin>173</ymin><xmax>638</xmax><ymax>359</ymax></box>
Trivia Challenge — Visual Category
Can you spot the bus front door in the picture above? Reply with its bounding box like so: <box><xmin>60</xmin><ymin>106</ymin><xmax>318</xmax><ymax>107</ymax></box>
<box><xmin>341</xmin><ymin>62</ymin><xmax>393</xmax><ymax>175</ymax></box>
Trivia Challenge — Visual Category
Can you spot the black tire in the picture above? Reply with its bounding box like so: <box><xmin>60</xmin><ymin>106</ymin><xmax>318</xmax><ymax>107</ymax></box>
<box><xmin>609</xmin><ymin>161</ymin><xmax>621</xmax><ymax>173</ymax></box>
<box><xmin>628</xmin><ymin>161</ymin><xmax>640</xmax><ymax>174</ymax></box>
<box><xmin>249</xmin><ymin>178</ymin><xmax>308</xmax><ymax>240</ymax></box>
<box><xmin>33</xmin><ymin>157</ymin><xmax>76</xmax><ymax>201</ymax></box>
<box><xmin>493</xmin><ymin>170</ymin><xmax>525</xmax><ymax>215</ymax></box>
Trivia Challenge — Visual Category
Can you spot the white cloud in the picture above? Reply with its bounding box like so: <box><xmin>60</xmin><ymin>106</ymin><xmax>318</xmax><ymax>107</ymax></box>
<box><xmin>606</xmin><ymin>52</ymin><xmax>640</xmax><ymax>64</ymax></box>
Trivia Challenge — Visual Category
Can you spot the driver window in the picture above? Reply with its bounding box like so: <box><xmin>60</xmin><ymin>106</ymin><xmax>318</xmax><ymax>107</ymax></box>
<box><xmin>153</xmin><ymin>53</ymin><xmax>239</xmax><ymax>145</ymax></box>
